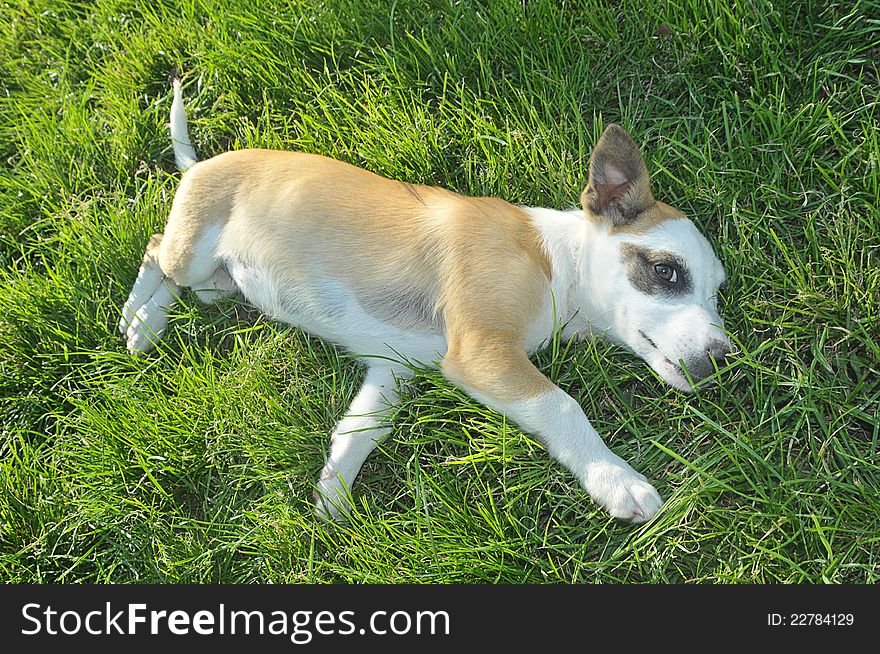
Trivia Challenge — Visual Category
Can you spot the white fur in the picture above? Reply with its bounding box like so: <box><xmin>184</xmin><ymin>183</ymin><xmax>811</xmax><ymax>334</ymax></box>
<box><xmin>526</xmin><ymin>207</ymin><xmax>730</xmax><ymax>391</ymax></box>
<box><xmin>223</xmin><ymin>257</ymin><xmax>447</xmax><ymax>367</ymax></box>
<box><xmin>120</xmin><ymin>85</ymin><xmax>733</xmax><ymax>524</ymax></box>
<box><xmin>186</xmin><ymin>224</ymin><xmax>237</xmax><ymax>303</ymax></box>
<box><xmin>170</xmin><ymin>78</ymin><xmax>197</xmax><ymax>172</ymax></box>
<box><xmin>472</xmin><ymin>387</ymin><xmax>662</xmax><ymax>522</ymax></box>
<box><xmin>119</xmin><ymin>241</ymin><xmax>182</xmax><ymax>354</ymax></box>
<box><xmin>119</xmin><ymin>257</ymin><xmax>165</xmax><ymax>336</ymax></box>
<box><xmin>122</xmin><ymin>277</ymin><xmax>180</xmax><ymax>354</ymax></box>
<box><xmin>314</xmin><ymin>365</ymin><xmax>405</xmax><ymax>520</ymax></box>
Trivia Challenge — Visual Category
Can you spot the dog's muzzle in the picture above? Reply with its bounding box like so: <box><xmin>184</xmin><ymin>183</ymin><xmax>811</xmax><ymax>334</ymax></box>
<box><xmin>682</xmin><ymin>338</ymin><xmax>732</xmax><ymax>381</ymax></box>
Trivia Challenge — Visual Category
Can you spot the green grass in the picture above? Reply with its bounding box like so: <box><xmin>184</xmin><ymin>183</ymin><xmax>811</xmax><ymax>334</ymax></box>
<box><xmin>1</xmin><ymin>0</ymin><xmax>878</xmax><ymax>583</ymax></box>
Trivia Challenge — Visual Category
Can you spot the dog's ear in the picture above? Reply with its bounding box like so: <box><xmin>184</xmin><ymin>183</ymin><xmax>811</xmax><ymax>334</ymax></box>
<box><xmin>580</xmin><ymin>124</ymin><xmax>654</xmax><ymax>227</ymax></box>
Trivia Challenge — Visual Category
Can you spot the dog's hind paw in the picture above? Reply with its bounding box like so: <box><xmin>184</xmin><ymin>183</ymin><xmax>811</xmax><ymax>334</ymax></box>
<box><xmin>123</xmin><ymin>303</ymin><xmax>168</xmax><ymax>354</ymax></box>
<box><xmin>120</xmin><ymin>279</ymin><xmax>179</xmax><ymax>355</ymax></box>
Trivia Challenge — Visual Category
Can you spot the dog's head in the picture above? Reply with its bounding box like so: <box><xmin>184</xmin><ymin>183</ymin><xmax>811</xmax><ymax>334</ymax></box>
<box><xmin>580</xmin><ymin>125</ymin><xmax>731</xmax><ymax>392</ymax></box>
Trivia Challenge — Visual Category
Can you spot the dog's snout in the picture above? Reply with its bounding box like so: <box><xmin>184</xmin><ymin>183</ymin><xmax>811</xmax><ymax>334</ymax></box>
<box><xmin>707</xmin><ymin>340</ymin><xmax>731</xmax><ymax>367</ymax></box>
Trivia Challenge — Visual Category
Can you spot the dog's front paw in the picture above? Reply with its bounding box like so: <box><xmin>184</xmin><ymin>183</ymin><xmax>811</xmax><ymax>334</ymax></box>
<box><xmin>582</xmin><ymin>456</ymin><xmax>663</xmax><ymax>524</ymax></box>
<box><xmin>313</xmin><ymin>467</ymin><xmax>353</xmax><ymax>522</ymax></box>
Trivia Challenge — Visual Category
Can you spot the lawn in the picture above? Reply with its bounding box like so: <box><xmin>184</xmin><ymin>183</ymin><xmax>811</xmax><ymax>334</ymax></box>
<box><xmin>1</xmin><ymin>0</ymin><xmax>878</xmax><ymax>583</ymax></box>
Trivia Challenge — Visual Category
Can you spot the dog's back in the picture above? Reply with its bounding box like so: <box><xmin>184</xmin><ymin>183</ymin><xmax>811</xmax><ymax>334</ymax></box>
<box><xmin>163</xmin><ymin>147</ymin><xmax>550</xmax><ymax>346</ymax></box>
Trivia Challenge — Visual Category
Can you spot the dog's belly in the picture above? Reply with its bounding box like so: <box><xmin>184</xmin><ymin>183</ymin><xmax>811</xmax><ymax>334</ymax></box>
<box><xmin>225</xmin><ymin>258</ymin><xmax>447</xmax><ymax>367</ymax></box>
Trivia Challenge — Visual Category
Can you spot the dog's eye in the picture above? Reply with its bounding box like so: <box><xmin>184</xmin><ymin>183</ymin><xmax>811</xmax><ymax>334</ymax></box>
<box><xmin>654</xmin><ymin>263</ymin><xmax>678</xmax><ymax>283</ymax></box>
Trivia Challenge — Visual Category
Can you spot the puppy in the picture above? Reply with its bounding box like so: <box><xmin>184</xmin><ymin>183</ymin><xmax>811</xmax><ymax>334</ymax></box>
<box><xmin>119</xmin><ymin>79</ymin><xmax>731</xmax><ymax>524</ymax></box>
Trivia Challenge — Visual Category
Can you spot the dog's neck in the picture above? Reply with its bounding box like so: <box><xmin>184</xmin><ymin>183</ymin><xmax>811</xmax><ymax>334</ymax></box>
<box><xmin>527</xmin><ymin>206</ymin><xmax>621</xmax><ymax>344</ymax></box>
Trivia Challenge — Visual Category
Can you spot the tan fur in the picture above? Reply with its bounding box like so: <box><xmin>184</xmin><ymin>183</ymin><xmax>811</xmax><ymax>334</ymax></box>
<box><xmin>611</xmin><ymin>200</ymin><xmax>686</xmax><ymax>234</ymax></box>
<box><xmin>157</xmin><ymin>149</ymin><xmax>553</xmax><ymax>398</ymax></box>
<box><xmin>121</xmin><ymin>115</ymin><xmax>710</xmax><ymax>523</ymax></box>
<box><xmin>153</xmin><ymin>131</ymin><xmax>679</xmax><ymax>403</ymax></box>
<box><xmin>144</xmin><ymin>232</ymin><xmax>163</xmax><ymax>265</ymax></box>
<box><xmin>442</xmin><ymin>331</ymin><xmax>555</xmax><ymax>401</ymax></box>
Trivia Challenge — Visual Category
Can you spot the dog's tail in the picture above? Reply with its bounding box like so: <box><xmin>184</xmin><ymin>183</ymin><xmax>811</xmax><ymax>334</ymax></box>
<box><xmin>170</xmin><ymin>74</ymin><xmax>198</xmax><ymax>172</ymax></box>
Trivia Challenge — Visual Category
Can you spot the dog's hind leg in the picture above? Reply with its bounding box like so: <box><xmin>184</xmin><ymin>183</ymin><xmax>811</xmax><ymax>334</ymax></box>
<box><xmin>191</xmin><ymin>265</ymin><xmax>237</xmax><ymax>305</ymax></box>
<box><xmin>119</xmin><ymin>77</ymin><xmax>236</xmax><ymax>354</ymax></box>
<box><xmin>119</xmin><ymin>233</ymin><xmax>181</xmax><ymax>354</ymax></box>
<box><xmin>120</xmin><ymin>224</ymin><xmax>236</xmax><ymax>354</ymax></box>
<box><xmin>314</xmin><ymin>364</ymin><xmax>407</xmax><ymax>521</ymax></box>
<box><xmin>157</xmin><ymin>167</ymin><xmax>239</xmax><ymax>303</ymax></box>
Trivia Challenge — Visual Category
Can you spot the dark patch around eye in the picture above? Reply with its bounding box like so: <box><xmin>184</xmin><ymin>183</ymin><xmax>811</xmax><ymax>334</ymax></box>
<box><xmin>620</xmin><ymin>244</ymin><xmax>692</xmax><ymax>296</ymax></box>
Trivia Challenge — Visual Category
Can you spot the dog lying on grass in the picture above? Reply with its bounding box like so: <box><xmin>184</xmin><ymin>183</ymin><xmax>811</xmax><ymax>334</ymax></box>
<box><xmin>119</xmin><ymin>78</ymin><xmax>731</xmax><ymax>523</ymax></box>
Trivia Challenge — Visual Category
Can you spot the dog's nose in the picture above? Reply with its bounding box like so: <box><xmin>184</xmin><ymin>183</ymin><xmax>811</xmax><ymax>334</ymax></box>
<box><xmin>707</xmin><ymin>340</ymin><xmax>732</xmax><ymax>367</ymax></box>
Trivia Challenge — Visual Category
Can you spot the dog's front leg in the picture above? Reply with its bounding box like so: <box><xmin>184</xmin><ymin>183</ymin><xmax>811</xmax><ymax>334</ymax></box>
<box><xmin>314</xmin><ymin>364</ymin><xmax>406</xmax><ymax>521</ymax></box>
<box><xmin>443</xmin><ymin>335</ymin><xmax>662</xmax><ymax>523</ymax></box>
<box><xmin>495</xmin><ymin>387</ymin><xmax>664</xmax><ymax>523</ymax></box>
